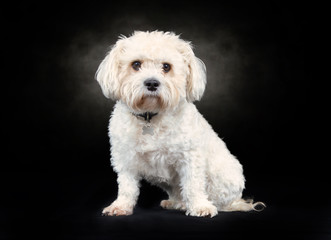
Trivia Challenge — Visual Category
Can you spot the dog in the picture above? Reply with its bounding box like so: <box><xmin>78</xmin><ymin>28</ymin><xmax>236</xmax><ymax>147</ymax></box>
<box><xmin>96</xmin><ymin>31</ymin><xmax>264</xmax><ymax>217</ymax></box>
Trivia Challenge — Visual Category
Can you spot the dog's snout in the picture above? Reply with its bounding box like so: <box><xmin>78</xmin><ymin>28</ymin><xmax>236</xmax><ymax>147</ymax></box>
<box><xmin>144</xmin><ymin>79</ymin><xmax>160</xmax><ymax>92</ymax></box>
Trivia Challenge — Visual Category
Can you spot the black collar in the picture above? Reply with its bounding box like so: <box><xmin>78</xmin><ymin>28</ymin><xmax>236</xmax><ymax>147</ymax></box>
<box><xmin>132</xmin><ymin>112</ymin><xmax>158</xmax><ymax>123</ymax></box>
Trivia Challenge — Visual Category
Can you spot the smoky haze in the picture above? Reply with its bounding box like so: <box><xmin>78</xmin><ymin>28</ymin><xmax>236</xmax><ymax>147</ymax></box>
<box><xmin>5</xmin><ymin>1</ymin><xmax>306</xmax><ymax>173</ymax></box>
<box><xmin>59</xmin><ymin>5</ymin><xmax>282</xmax><ymax>142</ymax></box>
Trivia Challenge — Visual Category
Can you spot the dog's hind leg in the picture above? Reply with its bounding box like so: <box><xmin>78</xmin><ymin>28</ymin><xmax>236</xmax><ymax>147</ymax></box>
<box><xmin>160</xmin><ymin>199</ymin><xmax>186</xmax><ymax>211</ymax></box>
<box><xmin>158</xmin><ymin>183</ymin><xmax>186</xmax><ymax>211</ymax></box>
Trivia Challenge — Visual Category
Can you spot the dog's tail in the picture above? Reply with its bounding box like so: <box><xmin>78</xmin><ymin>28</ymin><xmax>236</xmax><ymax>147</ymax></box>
<box><xmin>222</xmin><ymin>198</ymin><xmax>266</xmax><ymax>212</ymax></box>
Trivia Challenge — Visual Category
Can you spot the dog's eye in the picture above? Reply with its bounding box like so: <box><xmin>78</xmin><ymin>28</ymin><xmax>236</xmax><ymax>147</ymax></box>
<box><xmin>132</xmin><ymin>61</ymin><xmax>142</xmax><ymax>71</ymax></box>
<box><xmin>162</xmin><ymin>63</ymin><xmax>171</xmax><ymax>73</ymax></box>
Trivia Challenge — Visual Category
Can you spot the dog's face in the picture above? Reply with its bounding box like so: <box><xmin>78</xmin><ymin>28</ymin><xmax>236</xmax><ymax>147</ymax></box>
<box><xmin>96</xmin><ymin>31</ymin><xmax>206</xmax><ymax>113</ymax></box>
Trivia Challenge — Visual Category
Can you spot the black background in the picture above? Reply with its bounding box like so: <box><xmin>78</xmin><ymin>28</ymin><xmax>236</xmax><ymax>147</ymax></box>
<box><xmin>2</xmin><ymin>1</ymin><xmax>329</xmax><ymax>239</ymax></box>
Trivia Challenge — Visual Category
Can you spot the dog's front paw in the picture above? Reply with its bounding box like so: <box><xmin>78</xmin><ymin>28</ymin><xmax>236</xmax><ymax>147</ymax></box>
<box><xmin>186</xmin><ymin>202</ymin><xmax>218</xmax><ymax>218</ymax></box>
<box><xmin>102</xmin><ymin>202</ymin><xmax>133</xmax><ymax>216</ymax></box>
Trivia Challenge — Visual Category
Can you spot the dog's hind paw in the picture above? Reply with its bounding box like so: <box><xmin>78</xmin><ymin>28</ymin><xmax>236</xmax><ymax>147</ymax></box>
<box><xmin>160</xmin><ymin>199</ymin><xmax>186</xmax><ymax>211</ymax></box>
<box><xmin>186</xmin><ymin>203</ymin><xmax>218</xmax><ymax>218</ymax></box>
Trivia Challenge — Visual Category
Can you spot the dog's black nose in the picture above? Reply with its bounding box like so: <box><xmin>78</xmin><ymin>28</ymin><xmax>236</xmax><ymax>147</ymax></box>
<box><xmin>144</xmin><ymin>79</ymin><xmax>160</xmax><ymax>92</ymax></box>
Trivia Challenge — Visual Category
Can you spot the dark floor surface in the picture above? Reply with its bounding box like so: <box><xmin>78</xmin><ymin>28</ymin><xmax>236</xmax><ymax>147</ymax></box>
<box><xmin>1</xmin><ymin>172</ymin><xmax>330</xmax><ymax>240</ymax></box>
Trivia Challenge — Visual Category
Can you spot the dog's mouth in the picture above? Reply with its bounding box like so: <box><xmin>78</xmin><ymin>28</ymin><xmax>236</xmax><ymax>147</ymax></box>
<box><xmin>144</xmin><ymin>90</ymin><xmax>160</xmax><ymax>97</ymax></box>
<box><xmin>124</xmin><ymin>81</ymin><xmax>180</xmax><ymax>113</ymax></box>
<box><xmin>133</xmin><ymin>95</ymin><xmax>161</xmax><ymax>112</ymax></box>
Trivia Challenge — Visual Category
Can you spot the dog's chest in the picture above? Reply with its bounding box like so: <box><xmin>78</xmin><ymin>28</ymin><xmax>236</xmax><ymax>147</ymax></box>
<box><xmin>136</xmin><ymin>149</ymin><xmax>180</xmax><ymax>182</ymax></box>
<box><xmin>134</xmin><ymin>121</ymin><xmax>190</xmax><ymax>154</ymax></box>
<box><xmin>132</xmin><ymin>123</ymin><xmax>187</xmax><ymax>181</ymax></box>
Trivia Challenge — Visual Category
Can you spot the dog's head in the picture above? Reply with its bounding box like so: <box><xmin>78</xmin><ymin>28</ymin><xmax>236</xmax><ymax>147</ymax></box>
<box><xmin>96</xmin><ymin>31</ymin><xmax>206</xmax><ymax>113</ymax></box>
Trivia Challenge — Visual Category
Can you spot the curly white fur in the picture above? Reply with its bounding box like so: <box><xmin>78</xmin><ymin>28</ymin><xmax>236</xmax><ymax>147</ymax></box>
<box><xmin>96</xmin><ymin>31</ymin><xmax>264</xmax><ymax>217</ymax></box>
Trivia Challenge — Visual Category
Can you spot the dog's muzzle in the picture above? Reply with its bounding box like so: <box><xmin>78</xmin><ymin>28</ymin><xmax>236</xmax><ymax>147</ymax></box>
<box><xmin>144</xmin><ymin>78</ymin><xmax>160</xmax><ymax>92</ymax></box>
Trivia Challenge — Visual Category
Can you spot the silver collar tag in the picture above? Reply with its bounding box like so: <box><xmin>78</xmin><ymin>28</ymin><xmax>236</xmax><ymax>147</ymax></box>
<box><xmin>132</xmin><ymin>112</ymin><xmax>157</xmax><ymax>136</ymax></box>
<box><xmin>142</xmin><ymin>124</ymin><xmax>154</xmax><ymax>135</ymax></box>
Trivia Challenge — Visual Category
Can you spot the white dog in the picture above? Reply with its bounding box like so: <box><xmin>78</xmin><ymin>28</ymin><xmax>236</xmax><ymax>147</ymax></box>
<box><xmin>96</xmin><ymin>31</ymin><xmax>264</xmax><ymax>217</ymax></box>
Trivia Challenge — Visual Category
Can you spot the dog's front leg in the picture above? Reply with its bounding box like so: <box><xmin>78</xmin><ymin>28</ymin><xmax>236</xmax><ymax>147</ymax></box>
<box><xmin>179</xmin><ymin>154</ymin><xmax>218</xmax><ymax>217</ymax></box>
<box><xmin>102</xmin><ymin>171</ymin><xmax>140</xmax><ymax>216</ymax></box>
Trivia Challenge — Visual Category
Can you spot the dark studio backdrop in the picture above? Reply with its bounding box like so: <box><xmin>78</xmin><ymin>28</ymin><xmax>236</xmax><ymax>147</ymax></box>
<box><xmin>2</xmin><ymin>1</ymin><xmax>328</xmax><ymax>239</ymax></box>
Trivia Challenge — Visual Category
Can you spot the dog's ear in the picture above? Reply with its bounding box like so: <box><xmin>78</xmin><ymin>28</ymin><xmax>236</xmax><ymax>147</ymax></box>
<box><xmin>183</xmin><ymin>43</ymin><xmax>207</xmax><ymax>102</ymax></box>
<box><xmin>95</xmin><ymin>40</ymin><xmax>124</xmax><ymax>100</ymax></box>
